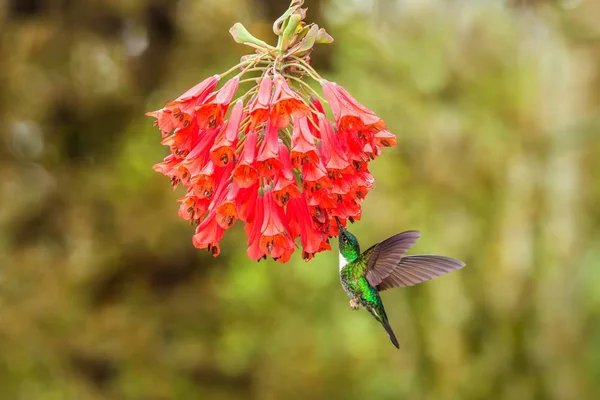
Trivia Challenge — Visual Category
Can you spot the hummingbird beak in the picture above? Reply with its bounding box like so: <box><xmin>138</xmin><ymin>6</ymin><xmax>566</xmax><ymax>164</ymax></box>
<box><xmin>335</xmin><ymin>217</ymin><xmax>344</xmax><ymax>233</ymax></box>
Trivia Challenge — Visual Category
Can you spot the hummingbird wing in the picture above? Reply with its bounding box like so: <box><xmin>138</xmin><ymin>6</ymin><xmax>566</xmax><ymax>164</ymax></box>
<box><xmin>376</xmin><ymin>255</ymin><xmax>465</xmax><ymax>291</ymax></box>
<box><xmin>364</xmin><ymin>231</ymin><xmax>421</xmax><ymax>287</ymax></box>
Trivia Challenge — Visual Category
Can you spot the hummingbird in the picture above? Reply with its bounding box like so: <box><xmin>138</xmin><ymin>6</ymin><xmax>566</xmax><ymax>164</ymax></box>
<box><xmin>336</xmin><ymin>218</ymin><xmax>465</xmax><ymax>349</ymax></box>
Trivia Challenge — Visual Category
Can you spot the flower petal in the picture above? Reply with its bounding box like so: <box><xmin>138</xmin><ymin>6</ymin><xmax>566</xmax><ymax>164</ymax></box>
<box><xmin>290</xmin><ymin>115</ymin><xmax>320</xmax><ymax>168</ymax></box>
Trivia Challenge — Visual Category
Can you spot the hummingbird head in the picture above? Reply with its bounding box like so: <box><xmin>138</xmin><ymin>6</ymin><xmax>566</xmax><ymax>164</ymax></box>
<box><xmin>336</xmin><ymin>218</ymin><xmax>359</xmax><ymax>262</ymax></box>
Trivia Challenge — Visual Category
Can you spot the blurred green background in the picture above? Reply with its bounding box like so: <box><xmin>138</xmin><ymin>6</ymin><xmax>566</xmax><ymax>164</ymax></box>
<box><xmin>1</xmin><ymin>0</ymin><xmax>600</xmax><ymax>399</ymax></box>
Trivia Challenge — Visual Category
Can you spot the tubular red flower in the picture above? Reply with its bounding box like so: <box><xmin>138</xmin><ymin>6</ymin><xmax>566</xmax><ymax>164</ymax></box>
<box><xmin>192</xmin><ymin>211</ymin><xmax>224</xmax><ymax>256</ymax></box>
<box><xmin>302</xmin><ymin>161</ymin><xmax>331</xmax><ymax>195</ymax></box>
<box><xmin>273</xmin><ymin>174</ymin><xmax>300</xmax><ymax>207</ymax></box>
<box><xmin>196</xmin><ymin>77</ymin><xmax>240</xmax><ymax>129</ymax></box>
<box><xmin>331</xmin><ymin>196</ymin><xmax>362</xmax><ymax>221</ymax></box>
<box><xmin>270</xmin><ymin>73</ymin><xmax>309</xmax><ymax>129</ymax></box>
<box><xmin>290</xmin><ymin>115</ymin><xmax>320</xmax><ymax>168</ymax></box>
<box><xmin>329</xmin><ymin>172</ymin><xmax>353</xmax><ymax>198</ymax></box>
<box><xmin>350</xmin><ymin>170</ymin><xmax>374</xmax><ymax>199</ymax></box>
<box><xmin>178</xmin><ymin>191</ymin><xmax>210</xmax><ymax>223</ymax></box>
<box><xmin>273</xmin><ymin>143</ymin><xmax>300</xmax><ymax>206</ymax></box>
<box><xmin>153</xmin><ymin>153</ymin><xmax>186</xmax><ymax>188</ymax></box>
<box><xmin>190</xmin><ymin>162</ymin><xmax>233</xmax><ymax>209</ymax></box>
<box><xmin>214</xmin><ymin>181</ymin><xmax>240</xmax><ymax>229</ymax></box>
<box><xmin>247</xmin><ymin>76</ymin><xmax>273</xmax><ymax>128</ymax></box>
<box><xmin>318</xmin><ymin>116</ymin><xmax>351</xmax><ymax>173</ymax></box>
<box><xmin>276</xmin><ymin>248</ymin><xmax>295</xmax><ymax>263</ymax></box>
<box><xmin>305</xmin><ymin>191</ymin><xmax>336</xmax><ymax>210</ymax></box>
<box><xmin>373</xmin><ymin>129</ymin><xmax>397</xmax><ymax>148</ymax></box>
<box><xmin>308</xmin><ymin>205</ymin><xmax>328</xmax><ymax>227</ymax></box>
<box><xmin>256</xmin><ymin>122</ymin><xmax>283</xmax><ymax>179</ymax></box>
<box><xmin>192</xmin><ymin>160</ymin><xmax>217</xmax><ymax>200</ymax></box>
<box><xmin>286</xmin><ymin>196</ymin><xmax>325</xmax><ymax>259</ymax></box>
<box><xmin>236</xmin><ymin>183</ymin><xmax>259</xmax><ymax>223</ymax></box>
<box><xmin>160</xmin><ymin>119</ymin><xmax>201</xmax><ymax>155</ymax></box>
<box><xmin>207</xmin><ymin>165</ymin><xmax>235</xmax><ymax>210</ymax></box>
<box><xmin>232</xmin><ymin>129</ymin><xmax>259</xmax><ymax>188</ymax></box>
<box><xmin>210</xmin><ymin>100</ymin><xmax>244</xmax><ymax>167</ymax></box>
<box><xmin>166</xmin><ymin>74</ymin><xmax>220</xmax><ymax>116</ymax></box>
<box><xmin>146</xmin><ymin>75</ymin><xmax>220</xmax><ymax>136</ymax></box>
<box><xmin>146</xmin><ymin>109</ymin><xmax>183</xmax><ymax>138</ymax></box>
<box><xmin>362</xmin><ymin>141</ymin><xmax>379</xmax><ymax>160</ymax></box>
<box><xmin>180</xmin><ymin>127</ymin><xmax>220</xmax><ymax>178</ymax></box>
<box><xmin>246</xmin><ymin>194</ymin><xmax>265</xmax><ymax>261</ymax></box>
<box><xmin>258</xmin><ymin>191</ymin><xmax>296</xmax><ymax>261</ymax></box>
<box><xmin>321</xmin><ymin>80</ymin><xmax>383</xmax><ymax>132</ymax></box>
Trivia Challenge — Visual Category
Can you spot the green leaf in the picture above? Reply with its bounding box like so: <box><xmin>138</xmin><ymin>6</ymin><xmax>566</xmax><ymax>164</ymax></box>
<box><xmin>229</xmin><ymin>22</ymin><xmax>271</xmax><ymax>49</ymax></box>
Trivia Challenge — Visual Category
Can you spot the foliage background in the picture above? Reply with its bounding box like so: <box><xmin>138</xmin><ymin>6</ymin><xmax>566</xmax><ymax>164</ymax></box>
<box><xmin>1</xmin><ymin>0</ymin><xmax>599</xmax><ymax>399</ymax></box>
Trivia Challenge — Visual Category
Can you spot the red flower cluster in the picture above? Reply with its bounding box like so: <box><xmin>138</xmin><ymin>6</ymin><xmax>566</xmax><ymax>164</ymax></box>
<box><xmin>148</xmin><ymin>72</ymin><xmax>396</xmax><ymax>262</ymax></box>
<box><xmin>147</xmin><ymin>1</ymin><xmax>396</xmax><ymax>262</ymax></box>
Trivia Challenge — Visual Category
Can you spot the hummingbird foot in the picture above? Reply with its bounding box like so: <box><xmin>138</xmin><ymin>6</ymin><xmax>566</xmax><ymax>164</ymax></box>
<box><xmin>349</xmin><ymin>299</ymin><xmax>360</xmax><ymax>310</ymax></box>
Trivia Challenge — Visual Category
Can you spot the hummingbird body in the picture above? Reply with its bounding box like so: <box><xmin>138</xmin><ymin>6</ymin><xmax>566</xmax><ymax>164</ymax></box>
<box><xmin>336</xmin><ymin>219</ymin><xmax>465</xmax><ymax>349</ymax></box>
<box><xmin>338</xmin><ymin>233</ymin><xmax>400</xmax><ymax>348</ymax></box>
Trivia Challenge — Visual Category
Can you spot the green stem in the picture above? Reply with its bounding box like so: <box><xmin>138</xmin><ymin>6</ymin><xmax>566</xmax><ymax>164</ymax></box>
<box><xmin>284</xmin><ymin>63</ymin><xmax>320</xmax><ymax>82</ymax></box>
<box><xmin>284</xmin><ymin>74</ymin><xmax>327</xmax><ymax>104</ymax></box>
<box><xmin>287</xmin><ymin>56</ymin><xmax>323</xmax><ymax>81</ymax></box>
<box><xmin>220</xmin><ymin>54</ymin><xmax>270</xmax><ymax>79</ymax></box>
<box><xmin>273</xmin><ymin>0</ymin><xmax>301</xmax><ymax>49</ymax></box>
<box><xmin>232</xmin><ymin>85</ymin><xmax>259</xmax><ymax>104</ymax></box>
<box><xmin>297</xmin><ymin>87</ymin><xmax>324</xmax><ymax>133</ymax></box>
<box><xmin>237</xmin><ymin>62</ymin><xmax>272</xmax><ymax>89</ymax></box>
<box><xmin>240</xmin><ymin>66</ymin><xmax>268</xmax><ymax>75</ymax></box>
<box><xmin>238</xmin><ymin>117</ymin><xmax>252</xmax><ymax>135</ymax></box>
<box><xmin>235</xmin><ymin>133</ymin><xmax>248</xmax><ymax>153</ymax></box>
<box><xmin>305</xmin><ymin>111</ymin><xmax>321</xmax><ymax>133</ymax></box>
<box><xmin>252</xmin><ymin>59</ymin><xmax>273</xmax><ymax>66</ymax></box>
<box><xmin>300</xmin><ymin>86</ymin><xmax>325</xmax><ymax>114</ymax></box>
<box><xmin>271</xmin><ymin>57</ymin><xmax>278</xmax><ymax>75</ymax></box>
<box><xmin>248</xmin><ymin>42</ymin><xmax>278</xmax><ymax>54</ymax></box>
<box><xmin>279</xmin><ymin>127</ymin><xmax>292</xmax><ymax>148</ymax></box>
<box><xmin>238</xmin><ymin>78</ymin><xmax>261</xmax><ymax>85</ymax></box>
<box><xmin>220</xmin><ymin>59</ymin><xmax>254</xmax><ymax>79</ymax></box>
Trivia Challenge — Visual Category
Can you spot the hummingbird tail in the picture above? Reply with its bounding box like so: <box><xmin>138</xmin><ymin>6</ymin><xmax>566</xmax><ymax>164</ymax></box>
<box><xmin>381</xmin><ymin>318</ymin><xmax>400</xmax><ymax>349</ymax></box>
<box><xmin>369</xmin><ymin>301</ymin><xmax>400</xmax><ymax>349</ymax></box>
